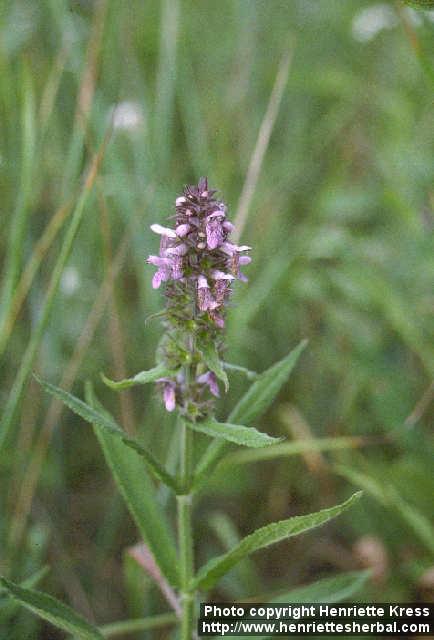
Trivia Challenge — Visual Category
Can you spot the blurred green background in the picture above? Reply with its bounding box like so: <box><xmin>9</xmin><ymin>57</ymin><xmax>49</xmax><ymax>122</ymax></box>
<box><xmin>0</xmin><ymin>0</ymin><xmax>433</xmax><ymax>637</ymax></box>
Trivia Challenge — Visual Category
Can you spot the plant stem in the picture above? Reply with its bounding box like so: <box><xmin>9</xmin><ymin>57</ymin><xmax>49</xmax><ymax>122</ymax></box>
<box><xmin>177</xmin><ymin>419</ymin><xmax>195</xmax><ymax>639</ymax></box>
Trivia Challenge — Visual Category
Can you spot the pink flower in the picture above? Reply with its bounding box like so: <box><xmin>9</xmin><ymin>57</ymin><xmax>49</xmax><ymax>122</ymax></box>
<box><xmin>205</xmin><ymin>216</ymin><xmax>225</xmax><ymax>250</ymax></box>
<box><xmin>197</xmin><ymin>275</ymin><xmax>218</xmax><ymax>311</ymax></box>
<box><xmin>158</xmin><ymin>379</ymin><xmax>176</xmax><ymax>412</ymax></box>
<box><xmin>176</xmin><ymin>224</ymin><xmax>191</xmax><ymax>237</ymax></box>
<box><xmin>150</xmin><ymin>224</ymin><xmax>177</xmax><ymax>238</ymax></box>
<box><xmin>197</xmin><ymin>371</ymin><xmax>220</xmax><ymax>397</ymax></box>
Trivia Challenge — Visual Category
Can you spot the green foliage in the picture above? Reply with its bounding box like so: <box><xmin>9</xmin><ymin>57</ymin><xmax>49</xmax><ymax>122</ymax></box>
<box><xmin>195</xmin><ymin>340</ymin><xmax>307</xmax><ymax>484</ymax></box>
<box><xmin>0</xmin><ymin>578</ymin><xmax>104</xmax><ymax>640</ymax></box>
<box><xmin>229</xmin><ymin>340</ymin><xmax>308</xmax><ymax>425</ymax></box>
<box><xmin>0</xmin><ymin>566</ymin><xmax>49</xmax><ymax>622</ymax></box>
<box><xmin>403</xmin><ymin>0</ymin><xmax>434</xmax><ymax>8</ymax></box>
<box><xmin>193</xmin><ymin>492</ymin><xmax>362</xmax><ymax>590</ymax></box>
<box><xmin>199</xmin><ymin>342</ymin><xmax>229</xmax><ymax>392</ymax></box>
<box><xmin>101</xmin><ymin>363</ymin><xmax>176</xmax><ymax>390</ymax></box>
<box><xmin>85</xmin><ymin>385</ymin><xmax>180</xmax><ymax>588</ymax></box>
<box><xmin>336</xmin><ymin>465</ymin><xmax>434</xmax><ymax>556</ymax></box>
<box><xmin>187</xmin><ymin>419</ymin><xmax>282</xmax><ymax>448</ymax></box>
<box><xmin>223</xmin><ymin>436</ymin><xmax>363</xmax><ymax>465</ymax></box>
<box><xmin>36</xmin><ymin>375</ymin><xmax>179</xmax><ymax>490</ymax></box>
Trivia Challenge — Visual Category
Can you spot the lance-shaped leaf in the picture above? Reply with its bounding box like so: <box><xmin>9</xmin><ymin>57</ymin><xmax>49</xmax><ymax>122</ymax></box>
<box><xmin>86</xmin><ymin>385</ymin><xmax>180</xmax><ymax>588</ymax></box>
<box><xmin>195</xmin><ymin>340</ymin><xmax>307</xmax><ymax>485</ymax></box>
<box><xmin>199</xmin><ymin>342</ymin><xmax>229</xmax><ymax>391</ymax></box>
<box><xmin>0</xmin><ymin>566</ymin><xmax>49</xmax><ymax>600</ymax></box>
<box><xmin>101</xmin><ymin>363</ymin><xmax>175</xmax><ymax>391</ymax></box>
<box><xmin>192</xmin><ymin>492</ymin><xmax>362</xmax><ymax>591</ymax></box>
<box><xmin>229</xmin><ymin>339</ymin><xmax>308</xmax><ymax>424</ymax></box>
<box><xmin>221</xmin><ymin>436</ymin><xmax>363</xmax><ymax>466</ymax></box>
<box><xmin>0</xmin><ymin>566</ymin><xmax>50</xmax><ymax>621</ymax></box>
<box><xmin>35</xmin><ymin>375</ymin><xmax>179</xmax><ymax>492</ymax></box>
<box><xmin>223</xmin><ymin>362</ymin><xmax>259</xmax><ymax>380</ymax></box>
<box><xmin>0</xmin><ymin>577</ymin><xmax>103</xmax><ymax>640</ymax></box>
<box><xmin>186</xmin><ymin>419</ymin><xmax>282</xmax><ymax>448</ymax></box>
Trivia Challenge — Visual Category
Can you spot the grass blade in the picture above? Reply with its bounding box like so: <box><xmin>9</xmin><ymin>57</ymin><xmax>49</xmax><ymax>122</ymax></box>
<box><xmin>0</xmin><ymin>138</ymin><xmax>107</xmax><ymax>453</ymax></box>
<box><xmin>192</xmin><ymin>492</ymin><xmax>362</xmax><ymax>591</ymax></box>
<box><xmin>0</xmin><ymin>577</ymin><xmax>103</xmax><ymax>640</ymax></box>
<box><xmin>233</xmin><ymin>46</ymin><xmax>294</xmax><ymax>241</ymax></box>
<box><xmin>336</xmin><ymin>465</ymin><xmax>434</xmax><ymax>555</ymax></box>
<box><xmin>0</xmin><ymin>63</ymin><xmax>36</xmax><ymax>323</ymax></box>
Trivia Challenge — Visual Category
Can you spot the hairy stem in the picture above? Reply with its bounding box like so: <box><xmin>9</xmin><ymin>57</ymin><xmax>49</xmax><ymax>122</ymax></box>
<box><xmin>177</xmin><ymin>420</ymin><xmax>195</xmax><ymax>639</ymax></box>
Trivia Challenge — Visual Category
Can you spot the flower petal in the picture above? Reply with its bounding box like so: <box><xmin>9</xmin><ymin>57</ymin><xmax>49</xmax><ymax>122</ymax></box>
<box><xmin>150</xmin><ymin>223</ymin><xmax>177</xmax><ymax>238</ymax></box>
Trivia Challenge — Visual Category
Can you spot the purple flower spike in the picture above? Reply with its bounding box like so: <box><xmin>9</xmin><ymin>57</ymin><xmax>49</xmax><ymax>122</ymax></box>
<box><xmin>147</xmin><ymin>178</ymin><xmax>251</xmax><ymax>413</ymax></box>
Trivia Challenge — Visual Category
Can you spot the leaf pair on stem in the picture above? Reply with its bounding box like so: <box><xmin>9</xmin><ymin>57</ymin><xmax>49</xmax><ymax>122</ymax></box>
<box><xmin>2</xmin><ymin>340</ymin><xmax>365</xmax><ymax>639</ymax></box>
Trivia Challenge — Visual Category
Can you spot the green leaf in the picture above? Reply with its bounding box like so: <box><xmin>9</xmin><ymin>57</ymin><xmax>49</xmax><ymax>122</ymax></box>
<box><xmin>192</xmin><ymin>492</ymin><xmax>362</xmax><ymax>591</ymax></box>
<box><xmin>101</xmin><ymin>363</ymin><xmax>174</xmax><ymax>390</ymax></box>
<box><xmin>229</xmin><ymin>339</ymin><xmax>308</xmax><ymax>424</ymax></box>
<box><xmin>0</xmin><ymin>577</ymin><xmax>103</xmax><ymax>640</ymax></box>
<box><xmin>187</xmin><ymin>419</ymin><xmax>282</xmax><ymax>448</ymax></box>
<box><xmin>0</xmin><ymin>566</ymin><xmax>49</xmax><ymax>599</ymax></box>
<box><xmin>221</xmin><ymin>436</ymin><xmax>362</xmax><ymax>466</ymax></box>
<box><xmin>199</xmin><ymin>342</ymin><xmax>229</xmax><ymax>392</ymax></box>
<box><xmin>86</xmin><ymin>385</ymin><xmax>180</xmax><ymax>587</ymax></box>
<box><xmin>194</xmin><ymin>340</ymin><xmax>307</xmax><ymax>485</ymax></box>
<box><xmin>223</xmin><ymin>362</ymin><xmax>258</xmax><ymax>380</ymax></box>
<box><xmin>0</xmin><ymin>566</ymin><xmax>50</xmax><ymax>622</ymax></box>
<box><xmin>35</xmin><ymin>375</ymin><xmax>178</xmax><ymax>491</ymax></box>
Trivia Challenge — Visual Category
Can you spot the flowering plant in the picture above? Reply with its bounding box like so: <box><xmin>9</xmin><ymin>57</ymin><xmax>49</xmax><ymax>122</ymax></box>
<box><xmin>147</xmin><ymin>177</ymin><xmax>251</xmax><ymax>417</ymax></box>
<box><xmin>3</xmin><ymin>179</ymin><xmax>363</xmax><ymax>640</ymax></box>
